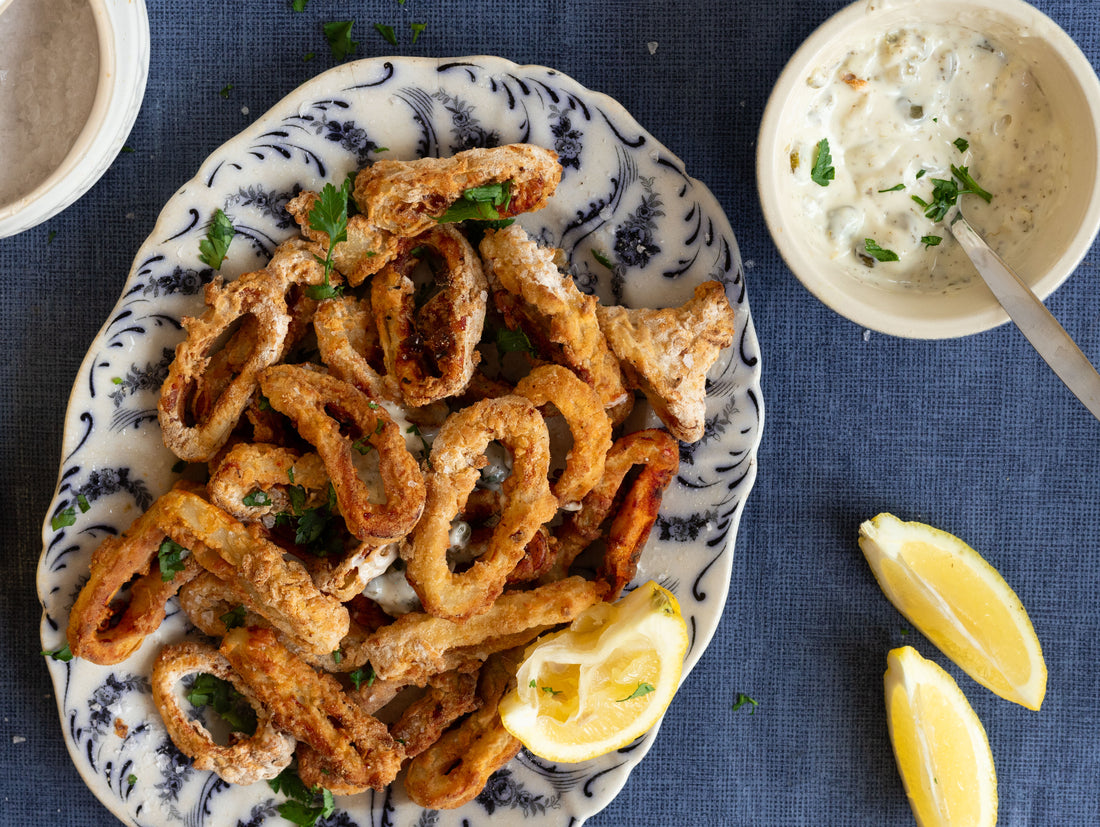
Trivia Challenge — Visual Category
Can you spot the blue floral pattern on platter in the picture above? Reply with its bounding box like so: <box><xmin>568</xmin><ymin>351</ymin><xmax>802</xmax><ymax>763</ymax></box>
<box><xmin>38</xmin><ymin>56</ymin><xmax>763</xmax><ymax>827</ymax></box>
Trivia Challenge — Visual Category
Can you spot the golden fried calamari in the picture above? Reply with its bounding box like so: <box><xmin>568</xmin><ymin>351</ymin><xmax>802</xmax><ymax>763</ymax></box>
<box><xmin>596</xmin><ymin>280</ymin><xmax>736</xmax><ymax>443</ymax></box>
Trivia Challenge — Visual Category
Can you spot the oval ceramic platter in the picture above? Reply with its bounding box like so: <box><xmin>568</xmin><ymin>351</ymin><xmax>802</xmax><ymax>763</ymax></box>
<box><xmin>38</xmin><ymin>56</ymin><xmax>763</xmax><ymax>827</ymax></box>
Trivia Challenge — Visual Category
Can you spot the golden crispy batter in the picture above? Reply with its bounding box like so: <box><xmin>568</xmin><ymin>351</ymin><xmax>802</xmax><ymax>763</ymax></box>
<box><xmin>403</xmin><ymin>648</ymin><xmax>525</xmax><ymax>810</ymax></box>
<box><xmin>259</xmin><ymin>364</ymin><xmax>426</xmax><ymax>544</ymax></box>
<box><xmin>361</xmin><ymin>576</ymin><xmax>606</xmax><ymax>683</ymax></box>
<box><xmin>221</xmin><ymin>627</ymin><xmax>405</xmax><ymax>792</ymax></box>
<box><xmin>158</xmin><ymin>270</ymin><xmax>291</xmax><ymax>462</ymax></box>
<box><xmin>372</xmin><ymin>225</ymin><xmax>487</xmax><ymax>408</ymax></box>
<box><xmin>354</xmin><ymin>144</ymin><xmax>561</xmax><ymax>237</ymax></box>
<box><xmin>548</xmin><ymin>429</ymin><xmax>679</xmax><ymax>597</ymax></box>
<box><xmin>287</xmin><ymin>192</ymin><xmax>409</xmax><ymax>287</ymax></box>
<box><xmin>402</xmin><ymin>396</ymin><xmax>558</xmax><ymax>619</ymax></box>
<box><xmin>208</xmin><ymin>443</ymin><xmax>330</xmax><ymax>524</ymax></box>
<box><xmin>152</xmin><ymin>641</ymin><xmax>295</xmax><ymax>785</ymax></box>
<box><xmin>514</xmin><ymin>364</ymin><xmax>613</xmax><ymax>508</ymax></box>
<box><xmin>67</xmin><ymin>485</ymin><xmax>204</xmax><ymax>665</ymax></box>
<box><xmin>596</xmin><ymin>280</ymin><xmax>736</xmax><ymax>443</ymax></box>
<box><xmin>479</xmin><ymin>223</ymin><xmax>630</xmax><ymax>419</ymax></box>
<box><xmin>314</xmin><ymin>295</ymin><xmax>396</xmax><ymax>402</ymax></box>
<box><xmin>164</xmin><ymin>488</ymin><xmax>349</xmax><ymax>654</ymax></box>
<box><xmin>391</xmin><ymin>670</ymin><xmax>481</xmax><ymax>760</ymax></box>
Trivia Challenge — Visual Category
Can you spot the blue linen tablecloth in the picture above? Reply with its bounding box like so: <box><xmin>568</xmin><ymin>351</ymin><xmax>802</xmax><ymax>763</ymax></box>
<box><xmin>3</xmin><ymin>0</ymin><xmax>1100</xmax><ymax>824</ymax></box>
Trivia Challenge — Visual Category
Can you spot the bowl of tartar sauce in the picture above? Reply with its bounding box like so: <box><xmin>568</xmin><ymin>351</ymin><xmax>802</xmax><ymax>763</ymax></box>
<box><xmin>0</xmin><ymin>0</ymin><xmax>149</xmax><ymax>239</ymax></box>
<box><xmin>758</xmin><ymin>0</ymin><xmax>1100</xmax><ymax>338</ymax></box>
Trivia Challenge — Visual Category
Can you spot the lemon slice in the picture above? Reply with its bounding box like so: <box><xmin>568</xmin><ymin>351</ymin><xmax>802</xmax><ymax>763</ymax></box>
<box><xmin>498</xmin><ymin>580</ymin><xmax>688</xmax><ymax>763</ymax></box>
<box><xmin>885</xmin><ymin>646</ymin><xmax>998</xmax><ymax>827</ymax></box>
<box><xmin>859</xmin><ymin>513</ymin><xmax>1046</xmax><ymax>710</ymax></box>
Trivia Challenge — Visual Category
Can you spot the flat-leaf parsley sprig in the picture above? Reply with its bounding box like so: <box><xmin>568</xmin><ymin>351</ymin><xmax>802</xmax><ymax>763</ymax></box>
<box><xmin>198</xmin><ymin>208</ymin><xmax>236</xmax><ymax>270</ymax></box>
<box><xmin>306</xmin><ymin>179</ymin><xmax>352</xmax><ymax>300</ymax></box>
<box><xmin>810</xmin><ymin>138</ymin><xmax>835</xmax><ymax>187</ymax></box>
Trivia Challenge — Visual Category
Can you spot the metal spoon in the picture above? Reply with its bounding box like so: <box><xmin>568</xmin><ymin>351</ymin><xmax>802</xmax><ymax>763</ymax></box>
<box><xmin>947</xmin><ymin>208</ymin><xmax>1100</xmax><ymax>421</ymax></box>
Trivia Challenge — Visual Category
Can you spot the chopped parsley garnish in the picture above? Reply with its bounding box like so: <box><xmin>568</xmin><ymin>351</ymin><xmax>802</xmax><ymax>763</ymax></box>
<box><xmin>276</xmin><ymin>483</ymin><xmax>342</xmax><ymax>557</ymax></box>
<box><xmin>410</xmin><ymin>22</ymin><xmax>427</xmax><ymax>43</ymax></box>
<box><xmin>495</xmin><ymin>327</ymin><xmax>536</xmax><ymax>355</ymax></box>
<box><xmin>950</xmin><ymin>164</ymin><xmax>992</xmax><ymax>203</ymax></box>
<box><xmin>269</xmin><ymin>766</ymin><xmax>335</xmax><ymax>826</ymax></box>
<box><xmin>51</xmin><ymin>507</ymin><xmax>76</xmax><ymax>530</ymax></box>
<box><xmin>158</xmin><ymin>538</ymin><xmax>189</xmax><ymax>581</ymax></box>
<box><xmin>921</xmin><ymin>235</ymin><xmax>942</xmax><ymax>248</ymax></box>
<box><xmin>242</xmin><ymin>490</ymin><xmax>272</xmax><ymax>507</ymax></box>
<box><xmin>219</xmin><ymin>83</ymin><xmax>233</xmax><ymax>99</ymax></box>
<box><xmin>306</xmin><ymin>179</ymin><xmax>352</xmax><ymax>300</ymax></box>
<box><xmin>187</xmin><ymin>673</ymin><xmax>258</xmax><ymax>734</ymax></box>
<box><xmin>348</xmin><ymin>664</ymin><xmax>376</xmax><ymax>690</ymax></box>
<box><xmin>352</xmin><ymin>436</ymin><xmax>375</xmax><ymax>455</ymax></box>
<box><xmin>863</xmin><ymin>239</ymin><xmax>899</xmax><ymax>263</ymax></box>
<box><xmin>810</xmin><ymin>138</ymin><xmax>835</xmax><ymax>187</ymax></box>
<box><xmin>291</xmin><ymin>0</ymin><xmax>309</xmax><ymax>10</ymax></box>
<box><xmin>332</xmin><ymin>649</ymin><xmax>343</xmax><ymax>665</ymax></box>
<box><xmin>953</xmin><ymin>137</ymin><xmax>970</xmax><ymax>153</ymax></box>
<box><xmin>77</xmin><ymin>494</ymin><xmax>90</xmax><ymax>512</ymax></box>
<box><xmin>617</xmin><ymin>682</ymin><xmax>655</xmax><ymax>702</ymax></box>
<box><xmin>878</xmin><ymin>183</ymin><xmax>905</xmax><ymax>193</ymax></box>
<box><xmin>220</xmin><ymin>604</ymin><xmax>248</xmax><ymax>629</ymax></box>
<box><xmin>127</xmin><ymin>773</ymin><xmax>137</xmax><ymax>787</ymax></box>
<box><xmin>303</xmin><ymin>51</ymin><xmax>316</xmax><ymax>62</ymax></box>
<box><xmin>42</xmin><ymin>643</ymin><xmax>73</xmax><ymax>662</ymax></box>
<box><xmin>323</xmin><ymin>20</ymin><xmax>358</xmax><ymax>61</ymax></box>
<box><xmin>732</xmin><ymin>692</ymin><xmax>758</xmax><ymax>714</ymax></box>
<box><xmin>373</xmin><ymin>23</ymin><xmax>397</xmax><ymax>45</ymax></box>
<box><xmin>915</xmin><ymin>169</ymin><xmax>927</xmax><ymax>179</ymax></box>
<box><xmin>120</xmin><ymin>145</ymin><xmax>135</xmax><ymax>153</ymax></box>
<box><xmin>198</xmin><ymin>208</ymin><xmax>236</xmax><ymax>270</ymax></box>
<box><xmin>541</xmin><ymin>685</ymin><xmax>564</xmax><ymax>696</ymax></box>
<box><xmin>47</xmin><ymin>229</ymin><xmax>57</xmax><ymax>245</ymax></box>
<box><xmin>435</xmin><ymin>181</ymin><xmax>513</xmax><ymax>223</ymax></box>
<box><xmin>592</xmin><ymin>249</ymin><xmax>615</xmax><ymax>270</ymax></box>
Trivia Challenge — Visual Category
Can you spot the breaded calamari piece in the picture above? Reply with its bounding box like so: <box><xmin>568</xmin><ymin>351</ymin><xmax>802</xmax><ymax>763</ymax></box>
<box><xmin>596</xmin><ymin>280</ymin><xmax>736</xmax><ymax>443</ymax></box>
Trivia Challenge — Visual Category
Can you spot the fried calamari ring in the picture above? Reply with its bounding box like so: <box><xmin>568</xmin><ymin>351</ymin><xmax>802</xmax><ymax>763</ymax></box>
<box><xmin>151</xmin><ymin>641</ymin><xmax>295</xmax><ymax>785</ymax></box>
<box><xmin>208</xmin><ymin>443</ymin><xmax>330</xmax><ymax>524</ymax></box>
<box><xmin>514</xmin><ymin>364</ymin><xmax>613</xmax><ymax>508</ymax></box>
<box><xmin>67</xmin><ymin>485</ymin><xmax>204</xmax><ymax>665</ymax></box>
<box><xmin>354</xmin><ymin>144</ymin><xmax>562</xmax><ymax>237</ymax></box>
<box><xmin>403</xmin><ymin>396</ymin><xmax>558</xmax><ymax>619</ymax></box>
<box><xmin>596</xmin><ymin>280</ymin><xmax>736</xmax><ymax>443</ymax></box>
<box><xmin>159</xmin><ymin>270</ymin><xmax>291</xmax><ymax>462</ymax></box>
<box><xmin>479</xmin><ymin>223</ymin><xmax>630</xmax><ymax>422</ymax></box>
<box><xmin>313</xmin><ymin>294</ymin><xmax>396</xmax><ymax>403</ymax></box>
<box><xmin>548</xmin><ymin>429</ymin><xmax>679</xmax><ymax>598</ymax></box>
<box><xmin>362</xmin><ymin>576</ymin><xmax>606</xmax><ymax>683</ymax></box>
<box><xmin>372</xmin><ymin>225</ymin><xmax>487</xmax><ymax>407</ymax></box>
<box><xmin>221</xmin><ymin>626</ymin><xmax>405</xmax><ymax>792</ymax></box>
<box><xmin>258</xmin><ymin>364</ymin><xmax>426</xmax><ymax>545</ymax></box>
<box><xmin>403</xmin><ymin>648</ymin><xmax>524</xmax><ymax>810</ymax></box>
<box><xmin>164</xmin><ymin>488</ymin><xmax>349</xmax><ymax>654</ymax></box>
<box><xmin>390</xmin><ymin>670</ymin><xmax>481</xmax><ymax>759</ymax></box>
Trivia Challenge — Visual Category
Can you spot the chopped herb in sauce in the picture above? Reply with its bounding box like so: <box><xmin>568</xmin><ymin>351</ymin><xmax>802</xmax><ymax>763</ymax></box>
<box><xmin>863</xmin><ymin>238</ymin><xmax>899</xmax><ymax>262</ymax></box>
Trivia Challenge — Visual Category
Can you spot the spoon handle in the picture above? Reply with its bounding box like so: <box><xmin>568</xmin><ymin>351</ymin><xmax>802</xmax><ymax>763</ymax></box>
<box><xmin>948</xmin><ymin>211</ymin><xmax>1100</xmax><ymax>422</ymax></box>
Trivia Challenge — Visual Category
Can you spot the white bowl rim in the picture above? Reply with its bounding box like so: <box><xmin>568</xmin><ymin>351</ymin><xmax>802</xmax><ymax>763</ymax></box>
<box><xmin>0</xmin><ymin>0</ymin><xmax>150</xmax><ymax>238</ymax></box>
<box><xmin>757</xmin><ymin>0</ymin><xmax>1100</xmax><ymax>339</ymax></box>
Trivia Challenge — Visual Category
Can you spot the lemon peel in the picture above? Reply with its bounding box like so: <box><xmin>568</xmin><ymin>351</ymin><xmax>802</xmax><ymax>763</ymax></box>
<box><xmin>498</xmin><ymin>580</ymin><xmax>688</xmax><ymax>763</ymax></box>
<box><xmin>859</xmin><ymin>512</ymin><xmax>1046</xmax><ymax>710</ymax></box>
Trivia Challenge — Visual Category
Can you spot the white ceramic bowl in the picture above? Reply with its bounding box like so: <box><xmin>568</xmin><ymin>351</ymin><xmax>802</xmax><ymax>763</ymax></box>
<box><xmin>0</xmin><ymin>0</ymin><xmax>149</xmax><ymax>239</ymax></box>
<box><xmin>757</xmin><ymin>0</ymin><xmax>1100</xmax><ymax>339</ymax></box>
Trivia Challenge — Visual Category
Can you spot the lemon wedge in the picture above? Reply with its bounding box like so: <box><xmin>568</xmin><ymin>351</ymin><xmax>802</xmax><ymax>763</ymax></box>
<box><xmin>498</xmin><ymin>580</ymin><xmax>688</xmax><ymax>763</ymax></box>
<box><xmin>859</xmin><ymin>512</ymin><xmax>1046</xmax><ymax>710</ymax></box>
<box><xmin>885</xmin><ymin>646</ymin><xmax>998</xmax><ymax>827</ymax></box>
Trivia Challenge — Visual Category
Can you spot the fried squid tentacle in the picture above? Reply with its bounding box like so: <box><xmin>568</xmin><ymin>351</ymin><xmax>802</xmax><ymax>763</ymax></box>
<box><xmin>402</xmin><ymin>396</ymin><xmax>558</xmax><ymax>620</ymax></box>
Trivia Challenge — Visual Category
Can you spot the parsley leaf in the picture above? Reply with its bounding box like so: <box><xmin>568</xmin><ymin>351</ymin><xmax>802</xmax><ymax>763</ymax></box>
<box><xmin>323</xmin><ymin>21</ymin><xmax>358</xmax><ymax>61</ymax></box>
<box><xmin>291</xmin><ymin>0</ymin><xmax>309</xmax><ymax>10</ymax></box>
<box><xmin>592</xmin><ymin>249</ymin><xmax>615</xmax><ymax>270</ymax></box>
<box><xmin>410</xmin><ymin>22</ymin><xmax>427</xmax><ymax>43</ymax></box>
<box><xmin>47</xmin><ymin>229</ymin><xmax>57</xmax><ymax>244</ymax></box>
<box><xmin>374</xmin><ymin>23</ymin><xmax>397</xmax><ymax>45</ymax></box>
<box><xmin>303</xmin><ymin>51</ymin><xmax>316</xmax><ymax>62</ymax></box>
<box><xmin>348</xmin><ymin>664</ymin><xmax>376</xmax><ymax>690</ymax></box>
<box><xmin>242</xmin><ymin>490</ymin><xmax>272</xmax><ymax>507</ymax></box>
<box><xmin>187</xmin><ymin>673</ymin><xmax>258</xmax><ymax>734</ymax></box>
<box><xmin>915</xmin><ymin>169</ymin><xmax>927</xmax><ymax>179</ymax></box>
<box><xmin>435</xmin><ymin>181</ymin><xmax>513</xmax><ymax>223</ymax></box>
<box><xmin>218</xmin><ymin>83</ymin><xmax>233</xmax><ymax>99</ymax></box>
<box><xmin>306</xmin><ymin>179</ymin><xmax>351</xmax><ymax>300</ymax></box>
<box><xmin>863</xmin><ymin>238</ymin><xmax>899</xmax><ymax>262</ymax></box>
<box><xmin>42</xmin><ymin>643</ymin><xmax>73</xmax><ymax>662</ymax></box>
<box><xmin>158</xmin><ymin>538</ymin><xmax>189</xmax><ymax>581</ymax></box>
<box><xmin>198</xmin><ymin>208</ymin><xmax>236</xmax><ymax>270</ymax></box>
<box><xmin>269</xmin><ymin>767</ymin><xmax>334</xmax><ymax>827</ymax></box>
<box><xmin>953</xmin><ymin>137</ymin><xmax>970</xmax><ymax>153</ymax></box>
<box><xmin>220</xmin><ymin>604</ymin><xmax>247</xmax><ymax>629</ymax></box>
<box><xmin>51</xmin><ymin>507</ymin><xmax>76</xmax><ymax>530</ymax></box>
<box><xmin>810</xmin><ymin>138</ymin><xmax>835</xmax><ymax>187</ymax></box>
<box><xmin>732</xmin><ymin>692</ymin><xmax>758</xmax><ymax>714</ymax></box>
<box><xmin>616</xmin><ymin>682</ymin><xmax>655</xmax><ymax>702</ymax></box>
<box><xmin>878</xmin><ymin>183</ymin><xmax>905</xmax><ymax>193</ymax></box>
<box><xmin>921</xmin><ymin>235</ymin><xmax>942</xmax><ymax>248</ymax></box>
<box><xmin>541</xmin><ymin>685</ymin><xmax>564</xmax><ymax>695</ymax></box>
<box><xmin>950</xmin><ymin>164</ymin><xmax>992</xmax><ymax>203</ymax></box>
<box><xmin>495</xmin><ymin>327</ymin><xmax>536</xmax><ymax>355</ymax></box>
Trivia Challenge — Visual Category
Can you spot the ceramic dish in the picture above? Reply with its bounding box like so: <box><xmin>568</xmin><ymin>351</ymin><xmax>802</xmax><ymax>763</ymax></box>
<box><xmin>757</xmin><ymin>0</ymin><xmax>1100</xmax><ymax>339</ymax></box>
<box><xmin>0</xmin><ymin>0</ymin><xmax>149</xmax><ymax>238</ymax></box>
<box><xmin>38</xmin><ymin>56</ymin><xmax>762</xmax><ymax>826</ymax></box>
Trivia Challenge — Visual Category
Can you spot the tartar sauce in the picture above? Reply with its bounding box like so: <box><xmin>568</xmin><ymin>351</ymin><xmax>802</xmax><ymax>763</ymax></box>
<box><xmin>789</xmin><ymin>23</ymin><xmax>1068</xmax><ymax>291</ymax></box>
